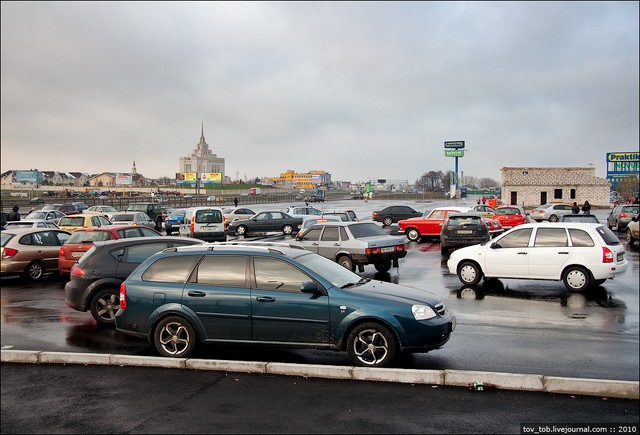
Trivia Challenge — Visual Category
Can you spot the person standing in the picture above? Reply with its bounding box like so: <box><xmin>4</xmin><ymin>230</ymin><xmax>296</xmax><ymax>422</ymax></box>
<box><xmin>581</xmin><ymin>200</ymin><xmax>591</xmax><ymax>214</ymax></box>
<box><xmin>7</xmin><ymin>205</ymin><xmax>21</xmax><ymax>221</ymax></box>
<box><xmin>233</xmin><ymin>197</ymin><xmax>238</xmax><ymax>208</ymax></box>
<box><xmin>571</xmin><ymin>202</ymin><xmax>580</xmax><ymax>214</ymax></box>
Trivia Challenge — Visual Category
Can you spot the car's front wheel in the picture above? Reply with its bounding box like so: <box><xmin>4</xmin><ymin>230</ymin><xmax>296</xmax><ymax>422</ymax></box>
<box><xmin>154</xmin><ymin>316</ymin><xmax>197</xmax><ymax>358</ymax></box>
<box><xmin>457</xmin><ymin>261</ymin><xmax>482</xmax><ymax>285</ymax></box>
<box><xmin>562</xmin><ymin>266</ymin><xmax>590</xmax><ymax>292</ymax></box>
<box><xmin>90</xmin><ymin>288</ymin><xmax>120</xmax><ymax>325</ymax></box>
<box><xmin>382</xmin><ymin>217</ymin><xmax>393</xmax><ymax>227</ymax></box>
<box><xmin>374</xmin><ymin>260</ymin><xmax>391</xmax><ymax>273</ymax></box>
<box><xmin>406</xmin><ymin>228</ymin><xmax>420</xmax><ymax>242</ymax></box>
<box><xmin>347</xmin><ymin>322</ymin><xmax>397</xmax><ymax>367</ymax></box>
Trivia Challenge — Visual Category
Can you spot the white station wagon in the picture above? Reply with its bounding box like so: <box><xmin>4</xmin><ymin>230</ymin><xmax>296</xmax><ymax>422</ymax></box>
<box><xmin>447</xmin><ymin>222</ymin><xmax>628</xmax><ymax>292</ymax></box>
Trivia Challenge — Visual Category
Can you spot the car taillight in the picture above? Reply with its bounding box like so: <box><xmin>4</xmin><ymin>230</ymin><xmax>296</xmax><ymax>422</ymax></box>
<box><xmin>190</xmin><ymin>219</ymin><xmax>195</xmax><ymax>235</ymax></box>
<box><xmin>120</xmin><ymin>282</ymin><xmax>126</xmax><ymax>309</ymax></box>
<box><xmin>396</xmin><ymin>244</ymin><xmax>406</xmax><ymax>252</ymax></box>
<box><xmin>602</xmin><ymin>247</ymin><xmax>614</xmax><ymax>263</ymax></box>
<box><xmin>365</xmin><ymin>247</ymin><xmax>381</xmax><ymax>255</ymax></box>
<box><xmin>2</xmin><ymin>247</ymin><xmax>18</xmax><ymax>259</ymax></box>
<box><xmin>372</xmin><ymin>212</ymin><xmax>379</xmax><ymax>217</ymax></box>
<box><xmin>619</xmin><ymin>212</ymin><xmax>628</xmax><ymax>218</ymax></box>
<box><xmin>59</xmin><ymin>247</ymin><xmax>66</xmax><ymax>256</ymax></box>
<box><xmin>70</xmin><ymin>265</ymin><xmax>85</xmax><ymax>276</ymax></box>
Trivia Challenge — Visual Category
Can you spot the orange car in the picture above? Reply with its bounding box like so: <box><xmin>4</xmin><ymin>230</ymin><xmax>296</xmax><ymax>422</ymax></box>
<box><xmin>58</xmin><ymin>225</ymin><xmax>160</xmax><ymax>274</ymax></box>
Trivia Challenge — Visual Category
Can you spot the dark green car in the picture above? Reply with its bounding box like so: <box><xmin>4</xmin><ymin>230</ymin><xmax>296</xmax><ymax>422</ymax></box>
<box><xmin>115</xmin><ymin>242</ymin><xmax>456</xmax><ymax>367</ymax></box>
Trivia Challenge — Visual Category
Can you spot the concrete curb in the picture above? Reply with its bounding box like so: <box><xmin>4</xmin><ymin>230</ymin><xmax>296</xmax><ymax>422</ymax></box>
<box><xmin>2</xmin><ymin>349</ymin><xmax>638</xmax><ymax>400</ymax></box>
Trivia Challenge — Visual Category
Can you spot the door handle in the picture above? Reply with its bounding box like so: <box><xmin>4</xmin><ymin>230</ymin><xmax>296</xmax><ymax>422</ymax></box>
<box><xmin>187</xmin><ymin>291</ymin><xmax>206</xmax><ymax>297</ymax></box>
<box><xmin>256</xmin><ymin>296</ymin><xmax>275</xmax><ymax>303</ymax></box>
<box><xmin>558</xmin><ymin>251</ymin><xmax>569</xmax><ymax>255</ymax></box>
<box><xmin>517</xmin><ymin>252</ymin><xmax>528</xmax><ymax>255</ymax></box>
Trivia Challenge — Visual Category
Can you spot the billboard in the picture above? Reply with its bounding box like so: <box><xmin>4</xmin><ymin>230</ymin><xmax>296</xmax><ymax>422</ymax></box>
<box><xmin>176</xmin><ymin>172</ymin><xmax>198</xmax><ymax>184</ymax></box>
<box><xmin>200</xmin><ymin>172</ymin><xmax>222</xmax><ymax>184</ymax></box>
<box><xmin>115</xmin><ymin>174</ymin><xmax>133</xmax><ymax>186</ymax></box>
<box><xmin>444</xmin><ymin>141</ymin><xmax>465</xmax><ymax>149</ymax></box>
<box><xmin>606</xmin><ymin>152</ymin><xmax>639</xmax><ymax>190</ymax></box>
<box><xmin>14</xmin><ymin>170</ymin><xmax>42</xmax><ymax>184</ymax></box>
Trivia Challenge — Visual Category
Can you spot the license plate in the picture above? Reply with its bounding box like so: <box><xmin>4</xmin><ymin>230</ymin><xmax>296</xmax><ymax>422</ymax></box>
<box><xmin>457</xmin><ymin>230</ymin><xmax>473</xmax><ymax>234</ymax></box>
<box><xmin>381</xmin><ymin>247</ymin><xmax>394</xmax><ymax>253</ymax></box>
<box><xmin>71</xmin><ymin>252</ymin><xmax>85</xmax><ymax>258</ymax></box>
<box><xmin>203</xmin><ymin>226</ymin><xmax>220</xmax><ymax>231</ymax></box>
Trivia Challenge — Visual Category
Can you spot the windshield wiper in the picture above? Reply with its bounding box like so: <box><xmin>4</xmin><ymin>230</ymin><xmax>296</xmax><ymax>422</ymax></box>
<box><xmin>341</xmin><ymin>278</ymin><xmax>370</xmax><ymax>289</ymax></box>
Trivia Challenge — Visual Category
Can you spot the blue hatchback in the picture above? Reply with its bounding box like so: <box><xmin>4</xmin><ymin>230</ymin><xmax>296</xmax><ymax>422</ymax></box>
<box><xmin>115</xmin><ymin>242</ymin><xmax>456</xmax><ymax>367</ymax></box>
<box><xmin>164</xmin><ymin>209</ymin><xmax>187</xmax><ymax>235</ymax></box>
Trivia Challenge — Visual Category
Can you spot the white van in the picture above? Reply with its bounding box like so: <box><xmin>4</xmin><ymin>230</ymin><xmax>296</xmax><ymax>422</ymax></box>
<box><xmin>179</xmin><ymin>206</ymin><xmax>226</xmax><ymax>242</ymax></box>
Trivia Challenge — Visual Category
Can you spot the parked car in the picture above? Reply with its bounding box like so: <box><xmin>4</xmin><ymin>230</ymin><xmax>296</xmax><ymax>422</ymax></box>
<box><xmin>321</xmin><ymin>210</ymin><xmax>358</xmax><ymax>222</ymax></box>
<box><xmin>178</xmin><ymin>207</ymin><xmax>226</xmax><ymax>242</ymax></box>
<box><xmin>0</xmin><ymin>211</ymin><xmax>8</xmax><ymax>230</ymax></box>
<box><xmin>3</xmin><ymin>219</ymin><xmax>59</xmax><ymax>229</ymax></box>
<box><xmin>56</xmin><ymin>213</ymin><xmax>112</xmax><ymax>232</ymax></box>
<box><xmin>372</xmin><ymin>205</ymin><xmax>421</xmax><ymax>227</ymax></box>
<box><xmin>23</xmin><ymin>210</ymin><xmax>66</xmax><ymax>222</ymax></box>
<box><xmin>398</xmin><ymin>206</ymin><xmax>473</xmax><ymax>242</ymax></box>
<box><xmin>440</xmin><ymin>212</ymin><xmax>491</xmax><ymax>255</ymax></box>
<box><xmin>447</xmin><ymin>223</ymin><xmax>628</xmax><ymax>292</ymax></box>
<box><xmin>492</xmin><ymin>205</ymin><xmax>529</xmax><ymax>230</ymax></box>
<box><xmin>58</xmin><ymin>225</ymin><xmax>161</xmax><ymax>274</ymax></box>
<box><xmin>85</xmin><ymin>205</ymin><xmax>120</xmax><ymax>220</ymax></box>
<box><xmin>114</xmin><ymin>242</ymin><xmax>455</xmax><ymax>367</ymax></box>
<box><xmin>126</xmin><ymin>202</ymin><xmax>164</xmax><ymax>230</ymax></box>
<box><xmin>227</xmin><ymin>211</ymin><xmax>303</xmax><ymax>236</ymax></box>
<box><xmin>222</xmin><ymin>207</ymin><xmax>256</xmax><ymax>222</ymax></box>
<box><xmin>626</xmin><ymin>215</ymin><xmax>639</xmax><ymax>246</ymax></box>
<box><xmin>109</xmin><ymin>212</ymin><xmax>155</xmax><ymax>229</ymax></box>
<box><xmin>607</xmin><ymin>204</ymin><xmax>639</xmax><ymax>231</ymax></box>
<box><xmin>530</xmin><ymin>203</ymin><xmax>574</xmax><ymax>222</ymax></box>
<box><xmin>472</xmin><ymin>204</ymin><xmax>496</xmax><ymax>218</ymax></box>
<box><xmin>71</xmin><ymin>202</ymin><xmax>90</xmax><ymax>213</ymax></box>
<box><xmin>296</xmin><ymin>216</ymin><xmax>342</xmax><ymax>237</ymax></box>
<box><xmin>41</xmin><ymin>203</ymin><xmax>80</xmax><ymax>215</ymax></box>
<box><xmin>483</xmin><ymin>217</ymin><xmax>504</xmax><ymax>238</ymax></box>
<box><xmin>560</xmin><ymin>214</ymin><xmax>600</xmax><ymax>223</ymax></box>
<box><xmin>1</xmin><ymin>228</ymin><xmax>71</xmax><ymax>280</ymax></box>
<box><xmin>294</xmin><ymin>221</ymin><xmax>407</xmax><ymax>272</ymax></box>
<box><xmin>164</xmin><ymin>208</ymin><xmax>187</xmax><ymax>235</ymax></box>
<box><xmin>29</xmin><ymin>197</ymin><xmax>45</xmax><ymax>204</ymax></box>
<box><xmin>64</xmin><ymin>236</ymin><xmax>204</xmax><ymax>325</ymax></box>
<box><xmin>281</xmin><ymin>206</ymin><xmax>323</xmax><ymax>219</ymax></box>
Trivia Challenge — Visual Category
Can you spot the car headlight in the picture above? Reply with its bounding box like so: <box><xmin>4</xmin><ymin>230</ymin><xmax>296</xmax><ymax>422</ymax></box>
<box><xmin>412</xmin><ymin>304</ymin><xmax>438</xmax><ymax>320</ymax></box>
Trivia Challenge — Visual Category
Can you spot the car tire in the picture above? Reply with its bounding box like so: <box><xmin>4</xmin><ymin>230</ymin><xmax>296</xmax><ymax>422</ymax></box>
<box><xmin>374</xmin><ymin>260</ymin><xmax>392</xmax><ymax>273</ymax></box>
<box><xmin>457</xmin><ymin>261</ymin><xmax>482</xmax><ymax>286</ymax></box>
<box><xmin>347</xmin><ymin>322</ymin><xmax>397</xmax><ymax>368</ymax></box>
<box><xmin>154</xmin><ymin>316</ymin><xmax>197</xmax><ymax>358</ymax></box>
<box><xmin>406</xmin><ymin>228</ymin><xmax>420</xmax><ymax>242</ymax></box>
<box><xmin>23</xmin><ymin>261</ymin><xmax>44</xmax><ymax>281</ymax></box>
<box><xmin>236</xmin><ymin>225</ymin><xmax>248</xmax><ymax>236</ymax></box>
<box><xmin>440</xmin><ymin>245</ymin><xmax>449</xmax><ymax>255</ymax></box>
<box><xmin>282</xmin><ymin>224</ymin><xmax>293</xmax><ymax>235</ymax></box>
<box><xmin>548</xmin><ymin>214</ymin><xmax>558</xmax><ymax>222</ymax></box>
<box><xmin>382</xmin><ymin>217</ymin><xmax>393</xmax><ymax>227</ymax></box>
<box><xmin>562</xmin><ymin>266</ymin><xmax>590</xmax><ymax>292</ymax></box>
<box><xmin>166</xmin><ymin>228</ymin><xmax>172</xmax><ymax>235</ymax></box>
<box><xmin>337</xmin><ymin>255</ymin><xmax>355</xmax><ymax>272</ymax></box>
<box><xmin>627</xmin><ymin>229</ymin><xmax>636</xmax><ymax>246</ymax></box>
<box><xmin>155</xmin><ymin>218</ymin><xmax>162</xmax><ymax>231</ymax></box>
<box><xmin>90</xmin><ymin>288</ymin><xmax>120</xmax><ymax>325</ymax></box>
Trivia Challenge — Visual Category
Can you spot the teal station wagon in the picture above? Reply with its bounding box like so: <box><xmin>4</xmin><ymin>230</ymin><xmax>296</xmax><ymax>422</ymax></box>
<box><xmin>115</xmin><ymin>242</ymin><xmax>455</xmax><ymax>367</ymax></box>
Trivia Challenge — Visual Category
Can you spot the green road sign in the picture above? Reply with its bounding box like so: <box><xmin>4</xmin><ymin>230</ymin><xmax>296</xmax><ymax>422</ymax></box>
<box><xmin>445</xmin><ymin>149</ymin><xmax>465</xmax><ymax>157</ymax></box>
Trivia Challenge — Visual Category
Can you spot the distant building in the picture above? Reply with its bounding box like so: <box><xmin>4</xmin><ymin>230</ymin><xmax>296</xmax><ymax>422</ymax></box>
<box><xmin>87</xmin><ymin>161</ymin><xmax>149</xmax><ymax>188</ymax></box>
<box><xmin>179</xmin><ymin>123</ymin><xmax>226</xmax><ymax>180</ymax></box>
<box><xmin>501</xmin><ymin>167</ymin><xmax>610</xmax><ymax>208</ymax></box>
<box><xmin>266</xmin><ymin>169</ymin><xmax>332</xmax><ymax>190</ymax></box>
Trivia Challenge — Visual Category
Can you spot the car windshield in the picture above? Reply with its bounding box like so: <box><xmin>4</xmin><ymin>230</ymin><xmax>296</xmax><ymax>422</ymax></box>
<box><xmin>111</xmin><ymin>214</ymin><xmax>134</xmax><ymax>222</ymax></box>
<box><xmin>348</xmin><ymin>222</ymin><xmax>388</xmax><ymax>238</ymax></box>
<box><xmin>295</xmin><ymin>251</ymin><xmax>364</xmax><ymax>288</ymax></box>
<box><xmin>67</xmin><ymin>231</ymin><xmax>112</xmax><ymax>243</ymax></box>
<box><xmin>25</xmin><ymin>212</ymin><xmax>47</xmax><ymax>219</ymax></box>
<box><xmin>59</xmin><ymin>217</ymin><xmax>85</xmax><ymax>226</ymax></box>
<box><xmin>169</xmin><ymin>210</ymin><xmax>186</xmax><ymax>218</ymax></box>
<box><xmin>40</xmin><ymin>205</ymin><xmax>59</xmax><ymax>211</ymax></box>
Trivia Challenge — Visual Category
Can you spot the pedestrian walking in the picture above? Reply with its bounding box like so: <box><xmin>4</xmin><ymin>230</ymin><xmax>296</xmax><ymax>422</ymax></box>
<box><xmin>233</xmin><ymin>197</ymin><xmax>238</xmax><ymax>208</ymax></box>
<box><xmin>481</xmin><ymin>196</ymin><xmax>486</xmax><ymax>205</ymax></box>
<box><xmin>571</xmin><ymin>202</ymin><xmax>580</xmax><ymax>214</ymax></box>
<box><xmin>581</xmin><ymin>200</ymin><xmax>591</xmax><ymax>214</ymax></box>
<box><xmin>7</xmin><ymin>205</ymin><xmax>21</xmax><ymax>221</ymax></box>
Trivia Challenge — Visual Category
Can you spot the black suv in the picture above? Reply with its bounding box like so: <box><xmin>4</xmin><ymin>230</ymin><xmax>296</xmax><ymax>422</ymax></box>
<box><xmin>64</xmin><ymin>236</ymin><xmax>204</xmax><ymax>325</ymax></box>
<box><xmin>126</xmin><ymin>202</ymin><xmax>164</xmax><ymax>230</ymax></box>
<box><xmin>440</xmin><ymin>212</ymin><xmax>490</xmax><ymax>255</ymax></box>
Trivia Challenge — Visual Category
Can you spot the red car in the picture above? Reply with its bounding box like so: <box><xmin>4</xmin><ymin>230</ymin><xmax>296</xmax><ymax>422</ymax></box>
<box><xmin>482</xmin><ymin>217</ymin><xmax>504</xmax><ymax>238</ymax></box>
<box><xmin>398</xmin><ymin>206</ymin><xmax>474</xmax><ymax>242</ymax></box>
<box><xmin>58</xmin><ymin>225</ymin><xmax>161</xmax><ymax>274</ymax></box>
<box><xmin>492</xmin><ymin>205</ymin><xmax>529</xmax><ymax>230</ymax></box>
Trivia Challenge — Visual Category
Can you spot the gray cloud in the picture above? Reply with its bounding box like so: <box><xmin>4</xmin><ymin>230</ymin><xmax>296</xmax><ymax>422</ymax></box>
<box><xmin>2</xmin><ymin>1</ymin><xmax>638</xmax><ymax>183</ymax></box>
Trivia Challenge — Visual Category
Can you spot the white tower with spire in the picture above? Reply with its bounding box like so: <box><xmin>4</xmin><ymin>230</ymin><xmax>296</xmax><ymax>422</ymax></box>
<box><xmin>179</xmin><ymin>123</ymin><xmax>226</xmax><ymax>178</ymax></box>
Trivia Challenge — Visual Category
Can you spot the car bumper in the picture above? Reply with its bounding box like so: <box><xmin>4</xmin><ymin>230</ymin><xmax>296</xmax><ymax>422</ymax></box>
<box><xmin>193</xmin><ymin>231</ymin><xmax>227</xmax><ymax>242</ymax></box>
<box><xmin>441</xmin><ymin>236</ymin><xmax>488</xmax><ymax>247</ymax></box>
<box><xmin>589</xmin><ymin>260</ymin><xmax>629</xmax><ymax>280</ymax></box>
<box><xmin>351</xmin><ymin>251</ymin><xmax>407</xmax><ymax>265</ymax></box>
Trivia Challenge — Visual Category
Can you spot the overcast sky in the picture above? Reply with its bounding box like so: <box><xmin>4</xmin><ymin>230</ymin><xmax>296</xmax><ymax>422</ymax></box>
<box><xmin>1</xmin><ymin>1</ymin><xmax>638</xmax><ymax>184</ymax></box>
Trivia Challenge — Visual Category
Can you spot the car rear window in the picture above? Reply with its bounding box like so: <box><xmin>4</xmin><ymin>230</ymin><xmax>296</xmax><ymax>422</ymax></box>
<box><xmin>595</xmin><ymin>226</ymin><xmax>621</xmax><ymax>246</ymax></box>
<box><xmin>112</xmin><ymin>214</ymin><xmax>134</xmax><ymax>222</ymax></box>
<box><xmin>1</xmin><ymin>233</ymin><xmax>15</xmax><ymax>247</ymax></box>
<box><xmin>496</xmin><ymin>208</ymin><xmax>519</xmax><ymax>215</ymax></box>
<box><xmin>447</xmin><ymin>216</ymin><xmax>482</xmax><ymax>226</ymax></box>
<box><xmin>195</xmin><ymin>209</ymin><xmax>223</xmax><ymax>223</ymax></box>
<box><xmin>349</xmin><ymin>223</ymin><xmax>387</xmax><ymax>238</ymax></box>
<box><xmin>621</xmin><ymin>206</ymin><xmax>639</xmax><ymax>214</ymax></box>
<box><xmin>59</xmin><ymin>217</ymin><xmax>85</xmax><ymax>226</ymax></box>
<box><xmin>67</xmin><ymin>231</ymin><xmax>112</xmax><ymax>243</ymax></box>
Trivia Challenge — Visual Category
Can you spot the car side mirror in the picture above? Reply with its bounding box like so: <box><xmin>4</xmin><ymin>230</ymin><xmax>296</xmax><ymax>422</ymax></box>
<box><xmin>301</xmin><ymin>281</ymin><xmax>325</xmax><ymax>295</ymax></box>
<box><xmin>490</xmin><ymin>242</ymin><xmax>500</xmax><ymax>249</ymax></box>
